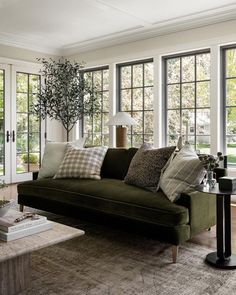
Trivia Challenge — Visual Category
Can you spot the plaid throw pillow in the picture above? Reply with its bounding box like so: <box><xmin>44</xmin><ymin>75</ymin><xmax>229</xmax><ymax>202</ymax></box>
<box><xmin>54</xmin><ymin>146</ymin><xmax>108</xmax><ymax>179</ymax></box>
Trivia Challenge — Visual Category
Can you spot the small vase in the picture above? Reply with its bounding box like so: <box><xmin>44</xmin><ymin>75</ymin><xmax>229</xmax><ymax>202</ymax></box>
<box><xmin>205</xmin><ymin>170</ymin><xmax>216</xmax><ymax>188</ymax></box>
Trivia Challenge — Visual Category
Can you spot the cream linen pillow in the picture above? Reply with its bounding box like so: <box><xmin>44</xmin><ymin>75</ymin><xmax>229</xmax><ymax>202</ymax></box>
<box><xmin>159</xmin><ymin>145</ymin><xmax>206</xmax><ymax>202</ymax></box>
<box><xmin>38</xmin><ymin>138</ymin><xmax>86</xmax><ymax>179</ymax></box>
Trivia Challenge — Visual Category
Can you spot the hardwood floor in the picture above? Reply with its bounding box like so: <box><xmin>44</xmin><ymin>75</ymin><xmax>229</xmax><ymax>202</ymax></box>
<box><xmin>4</xmin><ymin>184</ymin><xmax>236</xmax><ymax>251</ymax></box>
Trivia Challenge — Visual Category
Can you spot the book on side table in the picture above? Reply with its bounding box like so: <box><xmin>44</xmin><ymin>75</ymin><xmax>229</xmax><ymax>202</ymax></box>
<box><xmin>0</xmin><ymin>209</ymin><xmax>52</xmax><ymax>241</ymax></box>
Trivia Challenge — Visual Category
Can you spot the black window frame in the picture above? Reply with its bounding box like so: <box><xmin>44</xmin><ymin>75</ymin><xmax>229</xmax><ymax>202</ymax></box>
<box><xmin>221</xmin><ymin>44</ymin><xmax>236</xmax><ymax>166</ymax></box>
<box><xmin>82</xmin><ymin>66</ymin><xmax>109</xmax><ymax>146</ymax></box>
<box><xmin>163</xmin><ymin>49</ymin><xmax>211</xmax><ymax>151</ymax></box>
<box><xmin>16</xmin><ymin>71</ymin><xmax>41</xmax><ymax>173</ymax></box>
<box><xmin>117</xmin><ymin>58</ymin><xmax>154</xmax><ymax>147</ymax></box>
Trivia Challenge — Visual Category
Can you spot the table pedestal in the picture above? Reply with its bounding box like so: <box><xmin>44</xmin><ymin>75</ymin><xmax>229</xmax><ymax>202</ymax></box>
<box><xmin>0</xmin><ymin>253</ymin><xmax>30</xmax><ymax>295</ymax></box>
<box><xmin>205</xmin><ymin>194</ymin><xmax>236</xmax><ymax>269</ymax></box>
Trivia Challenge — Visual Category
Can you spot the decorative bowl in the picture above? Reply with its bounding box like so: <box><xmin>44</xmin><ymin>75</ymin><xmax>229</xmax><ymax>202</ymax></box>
<box><xmin>0</xmin><ymin>200</ymin><xmax>11</xmax><ymax>217</ymax></box>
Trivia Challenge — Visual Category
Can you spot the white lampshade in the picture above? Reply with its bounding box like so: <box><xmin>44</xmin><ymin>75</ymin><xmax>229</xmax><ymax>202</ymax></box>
<box><xmin>107</xmin><ymin>112</ymin><xmax>137</xmax><ymax>126</ymax></box>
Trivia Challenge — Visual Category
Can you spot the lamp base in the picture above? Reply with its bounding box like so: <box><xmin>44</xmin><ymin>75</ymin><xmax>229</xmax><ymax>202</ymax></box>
<box><xmin>116</xmin><ymin>126</ymin><xmax>127</xmax><ymax>148</ymax></box>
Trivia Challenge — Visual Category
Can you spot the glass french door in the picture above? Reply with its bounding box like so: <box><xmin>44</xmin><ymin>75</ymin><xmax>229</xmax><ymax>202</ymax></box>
<box><xmin>0</xmin><ymin>64</ymin><xmax>43</xmax><ymax>184</ymax></box>
<box><xmin>11</xmin><ymin>66</ymin><xmax>42</xmax><ymax>183</ymax></box>
<box><xmin>0</xmin><ymin>64</ymin><xmax>11</xmax><ymax>183</ymax></box>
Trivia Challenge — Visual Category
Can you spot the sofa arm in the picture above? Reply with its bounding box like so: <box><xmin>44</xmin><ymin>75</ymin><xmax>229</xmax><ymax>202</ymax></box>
<box><xmin>176</xmin><ymin>191</ymin><xmax>216</xmax><ymax>237</ymax></box>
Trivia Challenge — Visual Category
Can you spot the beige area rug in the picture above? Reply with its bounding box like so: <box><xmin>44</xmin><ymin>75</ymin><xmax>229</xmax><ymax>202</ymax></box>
<box><xmin>19</xmin><ymin>212</ymin><xmax>236</xmax><ymax>295</ymax></box>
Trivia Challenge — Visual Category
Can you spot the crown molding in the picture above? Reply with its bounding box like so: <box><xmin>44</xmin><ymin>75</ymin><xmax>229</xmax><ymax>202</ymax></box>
<box><xmin>61</xmin><ymin>3</ymin><xmax>236</xmax><ymax>56</ymax></box>
<box><xmin>0</xmin><ymin>32</ymin><xmax>61</xmax><ymax>55</ymax></box>
<box><xmin>0</xmin><ymin>3</ymin><xmax>236</xmax><ymax>56</ymax></box>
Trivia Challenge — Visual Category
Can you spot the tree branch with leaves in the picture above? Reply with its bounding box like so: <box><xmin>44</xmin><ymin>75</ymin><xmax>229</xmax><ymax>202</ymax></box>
<box><xmin>34</xmin><ymin>58</ymin><xmax>99</xmax><ymax>141</ymax></box>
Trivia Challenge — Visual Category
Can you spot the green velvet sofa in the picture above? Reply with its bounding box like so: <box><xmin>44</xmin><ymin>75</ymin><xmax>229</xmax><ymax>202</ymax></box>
<box><xmin>17</xmin><ymin>148</ymin><xmax>219</xmax><ymax>262</ymax></box>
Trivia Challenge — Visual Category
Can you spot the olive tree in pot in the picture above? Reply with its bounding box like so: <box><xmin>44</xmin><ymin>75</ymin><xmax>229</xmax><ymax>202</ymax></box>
<box><xmin>34</xmin><ymin>58</ymin><xmax>99</xmax><ymax>141</ymax></box>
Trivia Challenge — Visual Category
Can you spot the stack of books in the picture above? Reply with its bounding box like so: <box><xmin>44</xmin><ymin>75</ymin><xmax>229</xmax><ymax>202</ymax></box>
<box><xmin>0</xmin><ymin>209</ymin><xmax>52</xmax><ymax>241</ymax></box>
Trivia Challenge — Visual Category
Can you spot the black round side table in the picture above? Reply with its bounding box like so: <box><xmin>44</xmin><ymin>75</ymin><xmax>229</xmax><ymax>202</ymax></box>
<box><xmin>196</xmin><ymin>183</ymin><xmax>236</xmax><ymax>269</ymax></box>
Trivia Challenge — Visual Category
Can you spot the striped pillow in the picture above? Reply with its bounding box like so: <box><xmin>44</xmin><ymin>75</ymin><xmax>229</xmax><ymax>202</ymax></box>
<box><xmin>54</xmin><ymin>146</ymin><xmax>108</xmax><ymax>179</ymax></box>
<box><xmin>159</xmin><ymin>145</ymin><xmax>206</xmax><ymax>202</ymax></box>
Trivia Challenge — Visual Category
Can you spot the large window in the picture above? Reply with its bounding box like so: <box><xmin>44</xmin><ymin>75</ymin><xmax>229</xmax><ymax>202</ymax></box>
<box><xmin>16</xmin><ymin>72</ymin><xmax>41</xmax><ymax>173</ymax></box>
<box><xmin>83</xmin><ymin>67</ymin><xmax>109</xmax><ymax>146</ymax></box>
<box><xmin>118</xmin><ymin>59</ymin><xmax>154</xmax><ymax>147</ymax></box>
<box><xmin>222</xmin><ymin>46</ymin><xmax>236</xmax><ymax>165</ymax></box>
<box><xmin>164</xmin><ymin>51</ymin><xmax>211</xmax><ymax>153</ymax></box>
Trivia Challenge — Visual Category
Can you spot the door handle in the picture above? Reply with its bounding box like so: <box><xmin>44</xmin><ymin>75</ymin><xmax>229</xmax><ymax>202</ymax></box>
<box><xmin>12</xmin><ymin>130</ymin><xmax>15</xmax><ymax>142</ymax></box>
<box><xmin>6</xmin><ymin>131</ymin><xmax>10</xmax><ymax>142</ymax></box>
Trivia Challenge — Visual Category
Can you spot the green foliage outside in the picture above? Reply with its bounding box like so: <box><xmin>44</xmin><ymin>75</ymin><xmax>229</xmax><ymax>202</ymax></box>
<box><xmin>21</xmin><ymin>153</ymin><xmax>39</xmax><ymax>164</ymax></box>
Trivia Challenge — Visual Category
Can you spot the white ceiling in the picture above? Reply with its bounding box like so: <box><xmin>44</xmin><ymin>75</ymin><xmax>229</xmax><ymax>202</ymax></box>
<box><xmin>0</xmin><ymin>0</ymin><xmax>236</xmax><ymax>55</ymax></box>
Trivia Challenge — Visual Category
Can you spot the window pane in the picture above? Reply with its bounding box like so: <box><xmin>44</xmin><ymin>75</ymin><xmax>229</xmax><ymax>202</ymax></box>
<box><xmin>144</xmin><ymin>63</ymin><xmax>153</xmax><ymax>86</ymax></box>
<box><xmin>17</xmin><ymin>114</ymin><xmax>28</xmax><ymax>133</ymax></box>
<box><xmin>167</xmin><ymin>85</ymin><xmax>180</xmax><ymax>109</ymax></box>
<box><xmin>0</xmin><ymin>70</ymin><xmax>4</xmax><ymax>91</ymax></box>
<box><xmin>226</xmin><ymin>79</ymin><xmax>236</xmax><ymax>106</ymax></box>
<box><xmin>133</xmin><ymin>88</ymin><xmax>143</xmax><ymax>110</ymax></box>
<box><xmin>226</xmin><ymin>49</ymin><xmax>236</xmax><ymax>78</ymax></box>
<box><xmin>144</xmin><ymin>111</ymin><xmax>153</xmax><ymax>134</ymax></box>
<box><xmin>93</xmin><ymin>114</ymin><xmax>102</xmax><ymax>133</ymax></box>
<box><xmin>132</xmin><ymin>134</ymin><xmax>143</xmax><ymax>147</ymax></box>
<box><xmin>182</xmin><ymin>109</ymin><xmax>195</xmax><ymax>139</ymax></box>
<box><xmin>133</xmin><ymin>64</ymin><xmax>143</xmax><ymax>88</ymax></box>
<box><xmin>29</xmin><ymin>75</ymin><xmax>40</xmax><ymax>93</ymax></box>
<box><xmin>17</xmin><ymin>133</ymin><xmax>28</xmax><ymax>153</ymax></box>
<box><xmin>103</xmin><ymin>69</ymin><xmax>109</xmax><ymax>91</ymax></box>
<box><xmin>196</xmin><ymin>53</ymin><xmax>210</xmax><ymax>81</ymax></box>
<box><xmin>227</xmin><ymin>138</ymin><xmax>236</xmax><ymax>165</ymax></box>
<box><xmin>182</xmin><ymin>56</ymin><xmax>195</xmax><ymax>82</ymax></box>
<box><xmin>167</xmin><ymin>58</ymin><xmax>180</xmax><ymax>84</ymax></box>
<box><xmin>120</xmin><ymin>89</ymin><xmax>131</xmax><ymax>111</ymax></box>
<box><xmin>226</xmin><ymin>107</ymin><xmax>236</xmax><ymax>135</ymax></box>
<box><xmin>196</xmin><ymin>136</ymin><xmax>210</xmax><ymax>154</ymax></box>
<box><xmin>29</xmin><ymin>133</ymin><xmax>40</xmax><ymax>152</ymax></box>
<box><xmin>144</xmin><ymin>87</ymin><xmax>153</xmax><ymax>110</ymax></box>
<box><xmin>121</xmin><ymin>66</ymin><xmax>131</xmax><ymax>88</ymax></box>
<box><xmin>196</xmin><ymin>109</ymin><xmax>210</xmax><ymax>135</ymax></box>
<box><xmin>17</xmin><ymin>73</ymin><xmax>28</xmax><ymax>93</ymax></box>
<box><xmin>132</xmin><ymin>112</ymin><xmax>143</xmax><ymax>134</ymax></box>
<box><xmin>93</xmin><ymin>71</ymin><xmax>102</xmax><ymax>91</ymax></box>
<box><xmin>17</xmin><ymin>93</ymin><xmax>28</xmax><ymax>113</ymax></box>
<box><xmin>182</xmin><ymin>83</ymin><xmax>195</xmax><ymax>108</ymax></box>
<box><xmin>102</xmin><ymin>91</ymin><xmax>109</xmax><ymax>112</ymax></box>
<box><xmin>167</xmin><ymin>110</ymin><xmax>180</xmax><ymax>135</ymax></box>
<box><xmin>197</xmin><ymin>82</ymin><xmax>210</xmax><ymax>107</ymax></box>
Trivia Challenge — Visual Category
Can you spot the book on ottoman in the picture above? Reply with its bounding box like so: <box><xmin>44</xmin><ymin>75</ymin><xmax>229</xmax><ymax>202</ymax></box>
<box><xmin>0</xmin><ymin>209</ymin><xmax>47</xmax><ymax>232</ymax></box>
<box><xmin>0</xmin><ymin>209</ymin><xmax>52</xmax><ymax>241</ymax></box>
<box><xmin>0</xmin><ymin>221</ymin><xmax>53</xmax><ymax>241</ymax></box>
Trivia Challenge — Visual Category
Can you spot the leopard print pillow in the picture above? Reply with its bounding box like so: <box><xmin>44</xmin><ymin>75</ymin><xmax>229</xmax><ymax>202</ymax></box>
<box><xmin>124</xmin><ymin>143</ymin><xmax>176</xmax><ymax>192</ymax></box>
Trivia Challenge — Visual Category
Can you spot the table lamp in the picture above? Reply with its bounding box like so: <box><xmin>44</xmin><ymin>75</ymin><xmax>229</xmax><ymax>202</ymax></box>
<box><xmin>107</xmin><ymin>112</ymin><xmax>137</xmax><ymax>147</ymax></box>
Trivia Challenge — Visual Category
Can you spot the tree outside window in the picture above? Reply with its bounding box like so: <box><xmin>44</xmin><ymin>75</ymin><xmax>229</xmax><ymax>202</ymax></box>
<box><xmin>164</xmin><ymin>51</ymin><xmax>211</xmax><ymax>153</ymax></box>
<box><xmin>118</xmin><ymin>60</ymin><xmax>154</xmax><ymax>147</ymax></box>
<box><xmin>82</xmin><ymin>67</ymin><xmax>109</xmax><ymax>146</ymax></box>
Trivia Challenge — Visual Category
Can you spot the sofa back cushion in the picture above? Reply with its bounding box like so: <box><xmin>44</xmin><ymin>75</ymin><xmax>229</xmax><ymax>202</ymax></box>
<box><xmin>101</xmin><ymin>148</ymin><xmax>137</xmax><ymax>179</ymax></box>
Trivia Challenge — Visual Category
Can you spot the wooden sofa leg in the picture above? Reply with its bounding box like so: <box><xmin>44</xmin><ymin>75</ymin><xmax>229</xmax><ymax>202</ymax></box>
<box><xmin>172</xmin><ymin>246</ymin><xmax>179</xmax><ymax>263</ymax></box>
<box><xmin>19</xmin><ymin>204</ymin><xmax>24</xmax><ymax>212</ymax></box>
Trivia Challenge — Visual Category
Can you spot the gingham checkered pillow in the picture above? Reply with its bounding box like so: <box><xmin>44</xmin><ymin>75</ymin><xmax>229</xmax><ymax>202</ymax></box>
<box><xmin>54</xmin><ymin>146</ymin><xmax>108</xmax><ymax>179</ymax></box>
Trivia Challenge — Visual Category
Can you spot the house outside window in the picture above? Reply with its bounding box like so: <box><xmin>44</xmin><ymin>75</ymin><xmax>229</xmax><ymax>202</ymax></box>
<box><xmin>117</xmin><ymin>59</ymin><xmax>154</xmax><ymax>147</ymax></box>
<box><xmin>164</xmin><ymin>50</ymin><xmax>211</xmax><ymax>153</ymax></box>
<box><xmin>82</xmin><ymin>67</ymin><xmax>109</xmax><ymax>146</ymax></box>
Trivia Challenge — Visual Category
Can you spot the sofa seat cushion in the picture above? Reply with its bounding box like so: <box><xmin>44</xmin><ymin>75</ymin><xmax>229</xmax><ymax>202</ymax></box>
<box><xmin>18</xmin><ymin>178</ymin><xmax>189</xmax><ymax>227</ymax></box>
